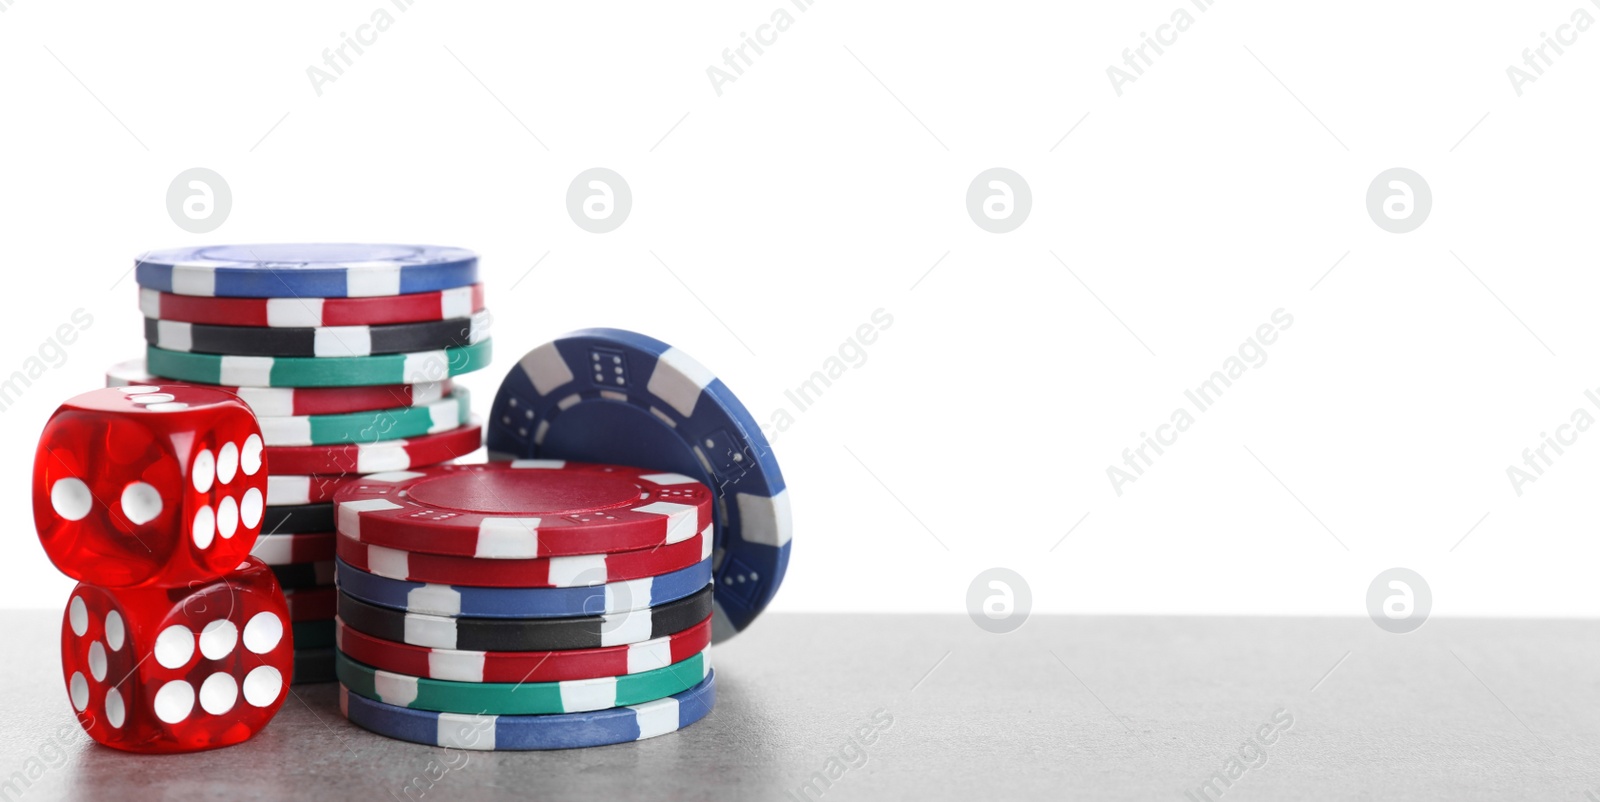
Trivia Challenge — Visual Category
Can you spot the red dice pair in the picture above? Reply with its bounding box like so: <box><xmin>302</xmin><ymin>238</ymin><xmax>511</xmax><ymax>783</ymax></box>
<box><xmin>33</xmin><ymin>385</ymin><xmax>293</xmax><ymax>753</ymax></box>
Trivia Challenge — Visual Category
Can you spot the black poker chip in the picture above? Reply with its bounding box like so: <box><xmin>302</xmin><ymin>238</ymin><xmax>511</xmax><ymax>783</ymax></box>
<box><xmin>143</xmin><ymin>311</ymin><xmax>489</xmax><ymax>358</ymax></box>
<box><xmin>335</xmin><ymin>584</ymin><xmax>715</xmax><ymax>652</ymax></box>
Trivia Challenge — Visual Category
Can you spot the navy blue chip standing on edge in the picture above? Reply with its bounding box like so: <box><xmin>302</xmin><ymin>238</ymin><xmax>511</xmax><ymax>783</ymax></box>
<box><xmin>486</xmin><ymin>328</ymin><xmax>792</xmax><ymax>642</ymax></box>
<box><xmin>134</xmin><ymin>244</ymin><xmax>478</xmax><ymax>298</ymax></box>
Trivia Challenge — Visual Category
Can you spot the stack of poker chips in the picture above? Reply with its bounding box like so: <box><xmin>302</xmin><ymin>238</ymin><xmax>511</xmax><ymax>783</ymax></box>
<box><xmin>113</xmin><ymin>244</ymin><xmax>492</xmax><ymax>684</ymax></box>
<box><xmin>329</xmin><ymin>461</ymin><xmax>720</xmax><ymax>750</ymax></box>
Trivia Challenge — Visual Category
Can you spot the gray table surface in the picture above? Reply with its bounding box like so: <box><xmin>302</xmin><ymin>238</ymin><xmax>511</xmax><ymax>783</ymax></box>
<box><xmin>0</xmin><ymin>610</ymin><xmax>1589</xmax><ymax>801</ymax></box>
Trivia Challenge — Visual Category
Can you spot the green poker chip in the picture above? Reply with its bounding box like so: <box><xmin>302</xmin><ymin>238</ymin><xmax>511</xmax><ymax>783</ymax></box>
<box><xmin>258</xmin><ymin>388</ymin><xmax>471</xmax><ymax>446</ymax></box>
<box><xmin>145</xmin><ymin>339</ymin><xmax>492</xmax><ymax>388</ymax></box>
<box><xmin>335</xmin><ymin>649</ymin><xmax>710</xmax><ymax>716</ymax></box>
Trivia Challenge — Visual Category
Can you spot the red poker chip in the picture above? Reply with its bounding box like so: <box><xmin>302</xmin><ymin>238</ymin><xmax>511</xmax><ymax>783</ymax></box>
<box><xmin>334</xmin><ymin>616</ymin><xmax>713</xmax><ymax>683</ymax></box>
<box><xmin>335</xmin><ymin>525</ymin><xmax>711</xmax><ymax>588</ymax></box>
<box><xmin>107</xmin><ymin>358</ymin><xmax>453</xmax><ymax>416</ymax></box>
<box><xmin>251</xmin><ymin>531</ymin><xmax>334</xmax><ymax>566</ymax></box>
<box><xmin>333</xmin><ymin>460</ymin><xmax>714</xmax><ymax>559</ymax></box>
<box><xmin>140</xmin><ymin>284</ymin><xmax>486</xmax><ymax>328</ymax></box>
<box><xmin>267</xmin><ymin>474</ymin><xmax>356</xmax><ymax>506</ymax></box>
<box><xmin>282</xmin><ymin>585</ymin><xmax>335</xmax><ymax>622</ymax></box>
<box><xmin>263</xmin><ymin>422</ymin><xmax>482</xmax><ymax>475</ymax></box>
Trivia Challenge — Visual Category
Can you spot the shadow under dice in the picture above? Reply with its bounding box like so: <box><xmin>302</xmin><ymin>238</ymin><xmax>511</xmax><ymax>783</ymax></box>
<box><xmin>61</xmin><ymin>559</ymin><xmax>294</xmax><ymax>753</ymax></box>
<box><xmin>34</xmin><ymin>385</ymin><xmax>267</xmax><ymax>588</ymax></box>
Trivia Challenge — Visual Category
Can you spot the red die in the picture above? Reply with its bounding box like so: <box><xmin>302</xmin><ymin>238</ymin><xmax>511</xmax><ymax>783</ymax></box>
<box><xmin>34</xmin><ymin>385</ymin><xmax>267</xmax><ymax>587</ymax></box>
<box><xmin>60</xmin><ymin>558</ymin><xmax>294</xmax><ymax>753</ymax></box>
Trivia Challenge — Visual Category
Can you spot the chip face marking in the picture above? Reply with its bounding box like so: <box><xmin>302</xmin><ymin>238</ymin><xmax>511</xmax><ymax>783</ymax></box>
<box><xmin>373</xmin><ymin>669</ymin><xmax>420</xmax><ymax>706</ymax></box>
<box><xmin>220</xmin><ymin>356</ymin><xmax>274</xmax><ymax>387</ymax></box>
<box><xmin>407</xmin><ymin>585</ymin><xmax>462</xmax><ymax>616</ymax></box>
<box><xmin>648</xmin><ymin>348</ymin><xmax>715</xmax><ymax>418</ymax></box>
<box><xmin>339</xmin><ymin>498</ymin><xmax>404</xmax><ymax>539</ymax></box>
<box><xmin>156</xmin><ymin>321</ymin><xmax>193</xmax><ymax>352</ymax></box>
<box><xmin>632</xmin><ymin>696</ymin><xmax>682</xmax><ymax>739</ymax></box>
<box><xmin>266</xmin><ymin>298</ymin><xmax>322</xmax><ymax>328</ymax></box>
<box><xmin>521</xmin><ymin>342</ymin><xmax>574</xmax><ymax>396</ymax></box>
<box><xmin>436</xmin><ymin>712</ymin><xmax>494</xmax><ymax>750</ymax></box>
<box><xmin>737</xmin><ymin>490</ymin><xmax>792</xmax><ymax>548</ymax></box>
<box><xmin>346</xmin><ymin>263</ymin><xmax>402</xmax><ymax>297</ymax></box>
<box><xmin>428</xmin><ymin>650</ymin><xmax>487</xmax><ymax>683</ymax></box>
<box><xmin>170</xmin><ymin>262</ymin><xmax>218</xmax><ymax>296</ymax></box>
<box><xmin>403</xmin><ymin>612</ymin><xmax>459</xmax><ymax>649</ymax></box>
<box><xmin>560</xmin><ymin>677</ymin><xmax>619</xmax><ymax>713</ymax></box>
<box><xmin>476</xmin><ymin>519</ymin><xmax>542</xmax><ymax>558</ymax></box>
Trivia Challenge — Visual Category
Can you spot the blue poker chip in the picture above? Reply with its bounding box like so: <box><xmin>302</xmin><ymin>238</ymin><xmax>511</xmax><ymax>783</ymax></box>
<box><xmin>134</xmin><ymin>244</ymin><xmax>478</xmax><ymax>298</ymax></box>
<box><xmin>486</xmin><ymin>329</ymin><xmax>792</xmax><ymax>642</ymax></box>
<box><xmin>339</xmin><ymin>669</ymin><xmax>716</xmax><ymax>750</ymax></box>
<box><xmin>333</xmin><ymin>556</ymin><xmax>713</xmax><ymax>619</ymax></box>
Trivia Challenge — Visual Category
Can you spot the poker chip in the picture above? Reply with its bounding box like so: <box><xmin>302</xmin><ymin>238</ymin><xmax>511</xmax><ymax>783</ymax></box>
<box><xmin>338</xmin><ymin>669</ymin><xmax>716</xmax><ymax>750</ymax></box>
<box><xmin>256</xmin><ymin>389</ymin><xmax>471</xmax><ymax>447</ymax></box>
<box><xmin>134</xmin><ymin>243</ymin><xmax>478</xmax><ymax>298</ymax></box>
<box><xmin>266</xmin><ymin>475</ymin><xmax>353</xmax><ymax>506</ymax></box>
<box><xmin>337</xmin><ymin>649</ymin><xmax>710</xmax><ymax>716</ymax></box>
<box><xmin>144</xmin><ymin>311</ymin><xmax>491</xmax><ymax>358</ymax></box>
<box><xmin>294</xmin><ymin>619</ymin><xmax>337</xmax><ymax>650</ymax></box>
<box><xmin>263</xmin><ymin>422</ymin><xmax>483</xmax><ymax>475</ymax></box>
<box><xmin>333</xmin><ymin>615</ymin><xmax>713</xmax><ymax>683</ymax></box>
<box><xmin>261</xmin><ymin>502</ymin><xmax>334</xmax><ymax>535</ymax></box>
<box><xmin>335</xmin><ymin>525</ymin><xmax>711</xmax><ymax>588</ymax></box>
<box><xmin>334</xmin><ymin>556</ymin><xmax>712</xmax><ymax>618</ymax></box>
<box><xmin>487</xmin><ymin>329</ymin><xmax>791</xmax><ymax>641</ymax></box>
<box><xmin>283</xmin><ymin>586</ymin><xmax>336</xmax><ymax>622</ymax></box>
<box><xmin>146</xmin><ymin>339</ymin><xmax>493</xmax><ymax>388</ymax></box>
<box><xmin>292</xmin><ymin>647</ymin><xmax>338</xmax><ymax>685</ymax></box>
<box><xmin>336</xmin><ymin>583</ymin><xmax>714</xmax><ymax>652</ymax></box>
<box><xmin>139</xmin><ymin>284</ymin><xmax>484</xmax><ymax>328</ymax></box>
<box><xmin>269</xmin><ymin>560</ymin><xmax>335</xmax><ymax>590</ymax></box>
<box><xmin>108</xmin><ymin>359</ymin><xmax>454</xmax><ymax>416</ymax></box>
<box><xmin>333</xmin><ymin>461</ymin><xmax>712</xmax><ymax>559</ymax></box>
<box><xmin>251</xmin><ymin>531</ymin><xmax>335</xmax><ymax>565</ymax></box>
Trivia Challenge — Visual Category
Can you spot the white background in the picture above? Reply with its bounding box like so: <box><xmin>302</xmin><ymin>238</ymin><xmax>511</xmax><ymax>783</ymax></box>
<box><xmin>0</xmin><ymin>1</ymin><xmax>1595</xmax><ymax>617</ymax></box>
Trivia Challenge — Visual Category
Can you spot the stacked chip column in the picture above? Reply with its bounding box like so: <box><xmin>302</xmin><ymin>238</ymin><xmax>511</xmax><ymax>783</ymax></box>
<box><xmin>126</xmin><ymin>244</ymin><xmax>492</xmax><ymax>684</ymax></box>
<box><xmin>330</xmin><ymin>461</ymin><xmax>718</xmax><ymax>749</ymax></box>
<box><xmin>33</xmin><ymin>387</ymin><xmax>294</xmax><ymax>752</ymax></box>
